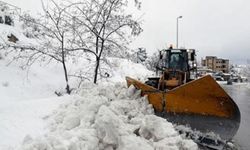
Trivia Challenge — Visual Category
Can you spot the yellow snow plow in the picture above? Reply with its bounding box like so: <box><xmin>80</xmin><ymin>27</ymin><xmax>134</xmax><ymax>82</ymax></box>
<box><xmin>126</xmin><ymin>48</ymin><xmax>240</xmax><ymax>145</ymax></box>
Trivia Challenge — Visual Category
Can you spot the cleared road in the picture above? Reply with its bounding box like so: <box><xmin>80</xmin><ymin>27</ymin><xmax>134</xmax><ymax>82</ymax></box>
<box><xmin>222</xmin><ymin>83</ymin><xmax>250</xmax><ymax>150</ymax></box>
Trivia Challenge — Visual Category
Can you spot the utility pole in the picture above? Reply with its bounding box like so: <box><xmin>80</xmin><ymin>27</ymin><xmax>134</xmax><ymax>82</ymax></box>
<box><xmin>176</xmin><ymin>16</ymin><xmax>182</xmax><ymax>48</ymax></box>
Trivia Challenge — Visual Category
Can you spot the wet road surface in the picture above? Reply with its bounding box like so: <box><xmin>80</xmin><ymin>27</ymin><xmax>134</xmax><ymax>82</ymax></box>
<box><xmin>221</xmin><ymin>83</ymin><xmax>250</xmax><ymax>150</ymax></box>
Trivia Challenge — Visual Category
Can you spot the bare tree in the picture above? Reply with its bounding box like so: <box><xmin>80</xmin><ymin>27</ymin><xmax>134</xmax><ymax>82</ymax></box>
<box><xmin>130</xmin><ymin>47</ymin><xmax>147</xmax><ymax>63</ymax></box>
<box><xmin>1</xmin><ymin>0</ymin><xmax>75</xmax><ymax>94</ymax></box>
<box><xmin>66</xmin><ymin>0</ymin><xmax>143</xmax><ymax>83</ymax></box>
<box><xmin>1</xmin><ymin>0</ymin><xmax>143</xmax><ymax>92</ymax></box>
<box><xmin>144</xmin><ymin>51</ymin><xmax>160</xmax><ymax>72</ymax></box>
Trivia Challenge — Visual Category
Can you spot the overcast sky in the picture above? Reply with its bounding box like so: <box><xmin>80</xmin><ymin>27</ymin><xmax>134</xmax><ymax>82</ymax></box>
<box><xmin>3</xmin><ymin>0</ymin><xmax>250</xmax><ymax>63</ymax></box>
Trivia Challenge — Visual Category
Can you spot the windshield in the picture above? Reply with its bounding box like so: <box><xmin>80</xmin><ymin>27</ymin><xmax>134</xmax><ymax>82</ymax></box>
<box><xmin>169</xmin><ymin>53</ymin><xmax>183</xmax><ymax>69</ymax></box>
<box><xmin>160</xmin><ymin>50</ymin><xmax>188</xmax><ymax>71</ymax></box>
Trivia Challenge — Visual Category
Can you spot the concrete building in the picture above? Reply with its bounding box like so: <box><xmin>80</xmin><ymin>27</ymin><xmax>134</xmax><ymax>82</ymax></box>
<box><xmin>201</xmin><ymin>56</ymin><xmax>229</xmax><ymax>73</ymax></box>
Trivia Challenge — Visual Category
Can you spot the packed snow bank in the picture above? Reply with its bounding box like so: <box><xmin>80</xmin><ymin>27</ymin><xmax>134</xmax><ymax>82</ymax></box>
<box><xmin>20</xmin><ymin>83</ymin><xmax>197</xmax><ymax>150</ymax></box>
<box><xmin>67</xmin><ymin>56</ymin><xmax>154</xmax><ymax>84</ymax></box>
<box><xmin>105</xmin><ymin>57</ymin><xmax>154</xmax><ymax>82</ymax></box>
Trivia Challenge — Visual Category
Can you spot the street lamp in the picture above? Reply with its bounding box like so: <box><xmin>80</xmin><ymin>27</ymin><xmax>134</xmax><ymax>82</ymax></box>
<box><xmin>176</xmin><ymin>16</ymin><xmax>182</xmax><ymax>48</ymax></box>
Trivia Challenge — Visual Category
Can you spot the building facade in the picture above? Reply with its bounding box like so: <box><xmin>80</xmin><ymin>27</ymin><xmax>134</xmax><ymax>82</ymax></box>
<box><xmin>201</xmin><ymin>56</ymin><xmax>229</xmax><ymax>73</ymax></box>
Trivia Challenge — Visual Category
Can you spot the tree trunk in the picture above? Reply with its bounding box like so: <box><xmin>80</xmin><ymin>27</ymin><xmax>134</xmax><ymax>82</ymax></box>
<box><xmin>94</xmin><ymin>56</ymin><xmax>100</xmax><ymax>84</ymax></box>
<box><xmin>62</xmin><ymin>60</ymin><xmax>70</xmax><ymax>94</ymax></box>
<box><xmin>94</xmin><ymin>36</ymin><xmax>100</xmax><ymax>84</ymax></box>
<box><xmin>94</xmin><ymin>38</ymin><xmax>105</xmax><ymax>84</ymax></box>
<box><xmin>61</xmin><ymin>34</ymin><xmax>71</xmax><ymax>94</ymax></box>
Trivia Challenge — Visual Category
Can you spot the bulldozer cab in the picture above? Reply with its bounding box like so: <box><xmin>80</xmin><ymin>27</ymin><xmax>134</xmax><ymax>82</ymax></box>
<box><xmin>162</xmin><ymin>49</ymin><xmax>188</xmax><ymax>71</ymax></box>
<box><xmin>159</xmin><ymin>48</ymin><xmax>196</xmax><ymax>73</ymax></box>
<box><xmin>156</xmin><ymin>48</ymin><xmax>197</xmax><ymax>89</ymax></box>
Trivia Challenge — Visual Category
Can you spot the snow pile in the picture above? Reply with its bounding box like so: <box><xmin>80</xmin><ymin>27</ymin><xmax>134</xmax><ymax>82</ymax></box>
<box><xmin>104</xmin><ymin>57</ymin><xmax>154</xmax><ymax>82</ymax></box>
<box><xmin>20</xmin><ymin>83</ymin><xmax>197</xmax><ymax>150</ymax></box>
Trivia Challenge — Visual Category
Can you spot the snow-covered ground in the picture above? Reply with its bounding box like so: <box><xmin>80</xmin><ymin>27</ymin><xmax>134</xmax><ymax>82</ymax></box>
<box><xmin>0</xmin><ymin>55</ymin><xmax>198</xmax><ymax>149</ymax></box>
<box><xmin>0</xmin><ymin>96</ymin><xmax>69</xmax><ymax>149</ymax></box>
<box><xmin>0</xmin><ymin>55</ymin><xmax>70</xmax><ymax>149</ymax></box>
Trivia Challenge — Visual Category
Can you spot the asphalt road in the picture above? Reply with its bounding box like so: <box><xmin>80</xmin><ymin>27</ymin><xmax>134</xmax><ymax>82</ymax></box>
<box><xmin>222</xmin><ymin>83</ymin><xmax>250</xmax><ymax>150</ymax></box>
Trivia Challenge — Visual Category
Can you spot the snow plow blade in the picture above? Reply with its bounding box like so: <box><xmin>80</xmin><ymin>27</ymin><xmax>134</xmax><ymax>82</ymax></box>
<box><xmin>126</xmin><ymin>75</ymin><xmax>240</xmax><ymax>140</ymax></box>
